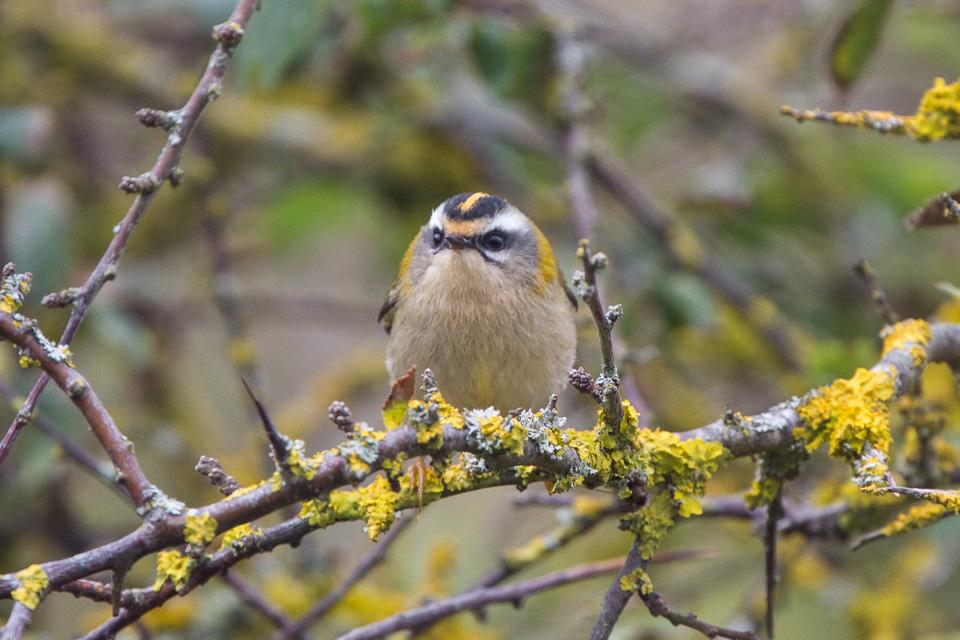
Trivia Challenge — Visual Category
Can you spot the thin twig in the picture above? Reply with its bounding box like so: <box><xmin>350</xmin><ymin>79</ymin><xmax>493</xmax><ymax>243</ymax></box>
<box><xmin>589</xmin><ymin>541</ymin><xmax>646</xmax><ymax>640</ymax></box>
<box><xmin>0</xmin><ymin>0</ymin><xmax>260</xmax><ymax>470</ymax></box>
<box><xmin>0</xmin><ymin>312</ymin><xmax>153</xmax><ymax>508</ymax></box>
<box><xmin>853</xmin><ymin>261</ymin><xmax>899</xmax><ymax>324</ymax></box>
<box><xmin>640</xmin><ymin>586</ymin><xmax>762</xmax><ymax>640</ymax></box>
<box><xmin>764</xmin><ymin>487</ymin><xmax>783</xmax><ymax>639</ymax></box>
<box><xmin>335</xmin><ymin>557</ymin><xmax>626</xmax><ymax>640</ymax></box>
<box><xmin>275</xmin><ymin>514</ymin><xmax>415</xmax><ymax>639</ymax></box>
<box><xmin>221</xmin><ymin>572</ymin><xmax>297</xmax><ymax>632</ymax></box>
<box><xmin>779</xmin><ymin>106</ymin><xmax>908</xmax><ymax>135</ymax></box>
<box><xmin>575</xmin><ymin>240</ymin><xmax>623</xmax><ymax>428</ymax></box>
<box><xmin>0</xmin><ymin>379</ymin><xmax>124</xmax><ymax>496</ymax></box>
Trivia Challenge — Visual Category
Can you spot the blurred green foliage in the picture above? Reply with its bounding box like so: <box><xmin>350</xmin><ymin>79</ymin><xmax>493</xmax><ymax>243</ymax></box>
<box><xmin>2</xmin><ymin>1</ymin><xmax>960</xmax><ymax>638</ymax></box>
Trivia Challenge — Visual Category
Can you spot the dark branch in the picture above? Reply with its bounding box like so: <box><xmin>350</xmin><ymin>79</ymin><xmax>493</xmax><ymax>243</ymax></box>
<box><xmin>335</xmin><ymin>558</ymin><xmax>626</xmax><ymax>640</ymax></box>
<box><xmin>589</xmin><ymin>541</ymin><xmax>646</xmax><ymax>640</ymax></box>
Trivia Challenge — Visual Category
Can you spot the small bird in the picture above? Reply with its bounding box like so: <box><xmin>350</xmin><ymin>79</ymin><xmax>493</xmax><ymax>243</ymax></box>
<box><xmin>380</xmin><ymin>193</ymin><xmax>578</xmax><ymax>411</ymax></box>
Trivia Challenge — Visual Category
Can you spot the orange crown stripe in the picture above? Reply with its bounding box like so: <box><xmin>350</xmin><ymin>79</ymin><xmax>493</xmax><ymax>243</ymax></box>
<box><xmin>456</xmin><ymin>192</ymin><xmax>489</xmax><ymax>213</ymax></box>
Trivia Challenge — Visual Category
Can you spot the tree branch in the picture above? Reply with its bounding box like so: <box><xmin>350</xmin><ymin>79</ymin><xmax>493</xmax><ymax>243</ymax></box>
<box><xmin>0</xmin><ymin>0</ymin><xmax>260</xmax><ymax>470</ymax></box>
<box><xmin>334</xmin><ymin>557</ymin><xmax>626</xmax><ymax>640</ymax></box>
<box><xmin>589</xmin><ymin>541</ymin><xmax>646</xmax><ymax>640</ymax></box>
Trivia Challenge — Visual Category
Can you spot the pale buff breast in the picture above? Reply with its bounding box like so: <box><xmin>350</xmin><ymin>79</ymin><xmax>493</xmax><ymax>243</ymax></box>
<box><xmin>385</xmin><ymin>251</ymin><xmax>576</xmax><ymax>411</ymax></box>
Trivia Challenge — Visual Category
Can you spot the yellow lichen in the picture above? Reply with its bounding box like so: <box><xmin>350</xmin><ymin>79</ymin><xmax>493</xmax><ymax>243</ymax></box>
<box><xmin>299</xmin><ymin>498</ymin><xmax>337</xmax><ymax>528</ymax></box>
<box><xmin>880</xmin><ymin>319</ymin><xmax>931</xmax><ymax>366</ymax></box>
<box><xmin>11</xmin><ymin>564</ymin><xmax>48</xmax><ymax>610</ymax></box>
<box><xmin>153</xmin><ymin>550</ymin><xmax>196</xmax><ymax>591</ymax></box>
<box><xmin>909</xmin><ymin>77</ymin><xmax>960</xmax><ymax>142</ymax></box>
<box><xmin>224</xmin><ymin>479</ymin><xmax>267</xmax><ymax>500</ymax></box>
<box><xmin>329</xmin><ymin>475</ymin><xmax>400</xmax><ymax>541</ymax></box>
<box><xmin>619</xmin><ymin>567</ymin><xmax>653</xmax><ymax>595</ymax></box>
<box><xmin>880</xmin><ymin>503</ymin><xmax>948</xmax><ymax>539</ymax></box>
<box><xmin>796</xmin><ymin>367</ymin><xmax>895</xmax><ymax>462</ymax></box>
<box><xmin>219</xmin><ymin>523</ymin><xmax>264</xmax><ymax>554</ymax></box>
<box><xmin>183</xmin><ymin>513</ymin><xmax>218</xmax><ymax>547</ymax></box>
<box><xmin>744</xmin><ymin>477</ymin><xmax>781</xmax><ymax>510</ymax></box>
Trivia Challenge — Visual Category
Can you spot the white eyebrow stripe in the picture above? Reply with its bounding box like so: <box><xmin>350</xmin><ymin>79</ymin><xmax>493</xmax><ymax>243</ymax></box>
<box><xmin>429</xmin><ymin>205</ymin><xmax>445</xmax><ymax>229</ymax></box>
<box><xmin>487</xmin><ymin>208</ymin><xmax>530</xmax><ymax>235</ymax></box>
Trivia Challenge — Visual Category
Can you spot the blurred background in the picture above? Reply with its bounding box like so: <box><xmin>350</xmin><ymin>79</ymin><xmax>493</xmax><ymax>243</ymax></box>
<box><xmin>2</xmin><ymin>0</ymin><xmax>960</xmax><ymax>638</ymax></box>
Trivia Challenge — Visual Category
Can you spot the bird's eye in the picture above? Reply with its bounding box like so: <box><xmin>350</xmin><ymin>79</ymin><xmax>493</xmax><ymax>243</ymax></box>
<box><xmin>484</xmin><ymin>231</ymin><xmax>506</xmax><ymax>251</ymax></box>
<box><xmin>431</xmin><ymin>229</ymin><xmax>444</xmax><ymax>248</ymax></box>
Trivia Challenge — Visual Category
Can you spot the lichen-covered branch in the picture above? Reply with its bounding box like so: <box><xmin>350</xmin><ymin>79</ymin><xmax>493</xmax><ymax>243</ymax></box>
<box><xmin>781</xmin><ymin>76</ymin><xmax>960</xmax><ymax>142</ymax></box>
<box><xmin>2</xmin><ymin>311</ymin><xmax>957</xmax><ymax>634</ymax></box>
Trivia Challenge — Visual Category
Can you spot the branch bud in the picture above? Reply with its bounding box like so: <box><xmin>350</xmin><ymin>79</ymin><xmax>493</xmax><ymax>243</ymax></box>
<box><xmin>119</xmin><ymin>173</ymin><xmax>160</xmax><ymax>194</ymax></box>
<box><xmin>568</xmin><ymin>367</ymin><xmax>596</xmax><ymax>395</ymax></box>
<box><xmin>212</xmin><ymin>21</ymin><xmax>245</xmax><ymax>46</ymax></box>
<box><xmin>328</xmin><ymin>401</ymin><xmax>355</xmax><ymax>433</ymax></box>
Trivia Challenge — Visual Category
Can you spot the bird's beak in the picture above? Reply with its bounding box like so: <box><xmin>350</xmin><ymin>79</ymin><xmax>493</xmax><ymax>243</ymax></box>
<box><xmin>444</xmin><ymin>234</ymin><xmax>474</xmax><ymax>251</ymax></box>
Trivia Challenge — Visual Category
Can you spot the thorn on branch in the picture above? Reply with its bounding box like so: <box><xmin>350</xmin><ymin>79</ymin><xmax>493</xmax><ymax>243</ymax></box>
<box><xmin>241</xmin><ymin>377</ymin><xmax>292</xmax><ymax>476</ymax></box>
<box><xmin>118</xmin><ymin>173</ymin><xmax>160</xmax><ymax>195</ymax></box>
<box><xmin>41</xmin><ymin>287</ymin><xmax>82</xmax><ymax>309</ymax></box>
<box><xmin>212</xmin><ymin>21</ymin><xmax>245</xmax><ymax>46</ymax></box>
<box><xmin>195</xmin><ymin>455</ymin><xmax>242</xmax><ymax>496</ymax></box>
<box><xmin>328</xmin><ymin>401</ymin><xmax>355</xmax><ymax>434</ymax></box>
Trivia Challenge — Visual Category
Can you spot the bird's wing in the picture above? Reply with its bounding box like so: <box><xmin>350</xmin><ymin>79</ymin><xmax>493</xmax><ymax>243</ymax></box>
<box><xmin>378</xmin><ymin>279</ymin><xmax>400</xmax><ymax>334</ymax></box>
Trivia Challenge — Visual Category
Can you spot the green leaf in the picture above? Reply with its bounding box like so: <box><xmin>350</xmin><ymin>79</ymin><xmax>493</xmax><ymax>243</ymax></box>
<box><xmin>829</xmin><ymin>0</ymin><xmax>896</xmax><ymax>91</ymax></box>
